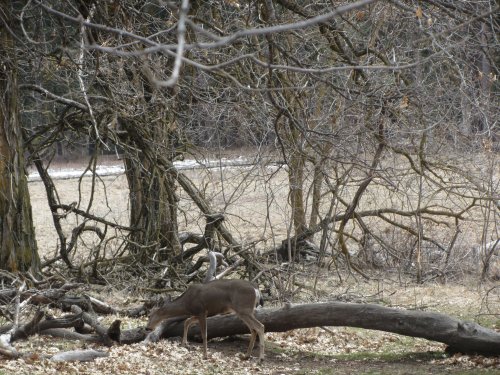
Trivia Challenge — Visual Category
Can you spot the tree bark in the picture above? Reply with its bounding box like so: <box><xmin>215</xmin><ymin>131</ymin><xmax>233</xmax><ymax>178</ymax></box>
<box><xmin>0</xmin><ymin>1</ymin><xmax>40</xmax><ymax>273</ymax></box>
<box><xmin>158</xmin><ymin>302</ymin><xmax>500</xmax><ymax>356</ymax></box>
<box><xmin>121</xmin><ymin>119</ymin><xmax>182</xmax><ymax>262</ymax></box>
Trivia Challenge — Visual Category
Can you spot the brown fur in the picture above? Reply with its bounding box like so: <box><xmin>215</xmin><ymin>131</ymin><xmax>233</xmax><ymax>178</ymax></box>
<box><xmin>147</xmin><ymin>279</ymin><xmax>265</xmax><ymax>361</ymax></box>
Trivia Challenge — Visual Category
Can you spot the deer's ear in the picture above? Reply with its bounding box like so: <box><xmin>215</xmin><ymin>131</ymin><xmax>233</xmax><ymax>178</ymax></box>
<box><xmin>155</xmin><ymin>294</ymin><xmax>172</xmax><ymax>307</ymax></box>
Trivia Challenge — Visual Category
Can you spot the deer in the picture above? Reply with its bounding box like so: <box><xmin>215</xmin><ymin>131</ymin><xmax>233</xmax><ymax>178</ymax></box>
<box><xmin>146</xmin><ymin>279</ymin><xmax>265</xmax><ymax>361</ymax></box>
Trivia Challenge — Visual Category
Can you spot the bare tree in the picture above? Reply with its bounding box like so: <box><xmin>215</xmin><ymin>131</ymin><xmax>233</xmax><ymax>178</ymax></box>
<box><xmin>0</xmin><ymin>0</ymin><xmax>40</xmax><ymax>273</ymax></box>
<box><xmin>2</xmin><ymin>0</ymin><xmax>497</xmax><ymax>284</ymax></box>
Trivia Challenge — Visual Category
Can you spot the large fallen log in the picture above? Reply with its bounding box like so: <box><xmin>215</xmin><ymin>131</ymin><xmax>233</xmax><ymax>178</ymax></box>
<box><xmin>153</xmin><ymin>302</ymin><xmax>500</xmax><ymax>356</ymax></box>
<box><xmin>3</xmin><ymin>302</ymin><xmax>498</xmax><ymax>357</ymax></box>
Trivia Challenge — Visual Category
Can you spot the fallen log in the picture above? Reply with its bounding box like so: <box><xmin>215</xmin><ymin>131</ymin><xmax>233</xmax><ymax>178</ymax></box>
<box><xmin>70</xmin><ymin>306</ymin><xmax>113</xmax><ymax>346</ymax></box>
<box><xmin>3</xmin><ymin>302</ymin><xmax>498</xmax><ymax>357</ymax></box>
<box><xmin>153</xmin><ymin>302</ymin><xmax>500</xmax><ymax>356</ymax></box>
<box><xmin>40</xmin><ymin>328</ymin><xmax>103</xmax><ymax>343</ymax></box>
<box><xmin>50</xmin><ymin>349</ymin><xmax>109</xmax><ymax>362</ymax></box>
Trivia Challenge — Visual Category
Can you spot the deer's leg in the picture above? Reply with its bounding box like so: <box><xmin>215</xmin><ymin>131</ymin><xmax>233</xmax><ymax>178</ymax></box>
<box><xmin>247</xmin><ymin>330</ymin><xmax>257</xmax><ymax>355</ymax></box>
<box><xmin>198</xmin><ymin>314</ymin><xmax>208</xmax><ymax>359</ymax></box>
<box><xmin>237</xmin><ymin>315</ymin><xmax>253</xmax><ymax>357</ymax></box>
<box><xmin>183</xmin><ymin>316</ymin><xmax>198</xmax><ymax>346</ymax></box>
<box><xmin>256</xmin><ymin>321</ymin><xmax>265</xmax><ymax>362</ymax></box>
<box><xmin>251</xmin><ymin>316</ymin><xmax>265</xmax><ymax>362</ymax></box>
<box><xmin>238</xmin><ymin>314</ymin><xmax>264</xmax><ymax>360</ymax></box>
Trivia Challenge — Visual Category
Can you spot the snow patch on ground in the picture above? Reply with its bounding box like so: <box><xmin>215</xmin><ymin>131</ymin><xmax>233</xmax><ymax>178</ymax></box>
<box><xmin>27</xmin><ymin>157</ymin><xmax>254</xmax><ymax>181</ymax></box>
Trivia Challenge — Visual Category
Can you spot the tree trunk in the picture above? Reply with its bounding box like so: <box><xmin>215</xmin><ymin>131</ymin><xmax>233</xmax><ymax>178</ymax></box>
<box><xmin>124</xmin><ymin>153</ymin><xmax>181</xmax><ymax>262</ymax></box>
<box><xmin>159</xmin><ymin>302</ymin><xmax>500</xmax><ymax>356</ymax></box>
<box><xmin>288</xmin><ymin>141</ymin><xmax>307</xmax><ymax>237</ymax></box>
<box><xmin>0</xmin><ymin>2</ymin><xmax>40</xmax><ymax>273</ymax></box>
<box><xmin>122</xmin><ymin>119</ymin><xmax>182</xmax><ymax>262</ymax></box>
<box><xmin>264</xmin><ymin>22</ymin><xmax>308</xmax><ymax>241</ymax></box>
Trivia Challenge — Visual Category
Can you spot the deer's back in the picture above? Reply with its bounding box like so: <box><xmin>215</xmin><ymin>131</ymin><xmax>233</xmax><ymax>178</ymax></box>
<box><xmin>184</xmin><ymin>279</ymin><xmax>258</xmax><ymax>316</ymax></box>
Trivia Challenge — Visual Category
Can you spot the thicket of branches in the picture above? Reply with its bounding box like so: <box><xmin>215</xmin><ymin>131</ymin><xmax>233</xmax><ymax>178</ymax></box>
<box><xmin>0</xmin><ymin>0</ymin><xmax>498</xmax><ymax>295</ymax></box>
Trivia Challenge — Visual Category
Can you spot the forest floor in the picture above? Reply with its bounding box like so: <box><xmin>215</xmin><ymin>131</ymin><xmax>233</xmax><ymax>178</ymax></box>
<box><xmin>1</xmin><ymin>277</ymin><xmax>498</xmax><ymax>374</ymax></box>
<box><xmin>1</xmin><ymin>158</ymin><xmax>497</xmax><ymax>374</ymax></box>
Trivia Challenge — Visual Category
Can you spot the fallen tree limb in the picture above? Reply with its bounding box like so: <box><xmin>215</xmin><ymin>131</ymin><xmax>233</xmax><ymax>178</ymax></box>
<box><xmin>0</xmin><ymin>283</ymin><xmax>83</xmax><ymax>307</ymax></box>
<box><xmin>3</xmin><ymin>302</ymin><xmax>498</xmax><ymax>358</ymax></box>
<box><xmin>7</xmin><ymin>311</ymin><xmax>85</xmax><ymax>341</ymax></box>
<box><xmin>0</xmin><ymin>333</ymin><xmax>20</xmax><ymax>359</ymax></box>
<box><xmin>71</xmin><ymin>306</ymin><xmax>113</xmax><ymax>346</ymax></box>
<box><xmin>50</xmin><ymin>349</ymin><xmax>109</xmax><ymax>362</ymax></box>
<box><xmin>40</xmin><ymin>328</ymin><xmax>103</xmax><ymax>343</ymax></box>
<box><xmin>10</xmin><ymin>310</ymin><xmax>45</xmax><ymax>341</ymax></box>
<box><xmin>154</xmin><ymin>302</ymin><xmax>500</xmax><ymax>356</ymax></box>
<box><xmin>273</xmin><ymin>204</ymin><xmax>470</xmax><ymax>261</ymax></box>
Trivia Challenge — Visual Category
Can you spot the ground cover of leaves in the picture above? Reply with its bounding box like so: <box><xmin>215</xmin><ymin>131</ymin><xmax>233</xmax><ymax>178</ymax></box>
<box><xmin>1</xmin><ymin>330</ymin><xmax>499</xmax><ymax>375</ymax></box>
<box><xmin>1</xmin><ymin>280</ymin><xmax>498</xmax><ymax>375</ymax></box>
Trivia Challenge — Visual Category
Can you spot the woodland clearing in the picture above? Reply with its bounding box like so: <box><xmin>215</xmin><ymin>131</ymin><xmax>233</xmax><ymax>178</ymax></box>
<box><xmin>1</xmin><ymin>161</ymin><xmax>497</xmax><ymax>374</ymax></box>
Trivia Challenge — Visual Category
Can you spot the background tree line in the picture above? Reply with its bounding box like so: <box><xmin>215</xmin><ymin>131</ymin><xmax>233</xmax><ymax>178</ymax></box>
<box><xmin>0</xmin><ymin>0</ymin><xmax>498</xmax><ymax>290</ymax></box>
